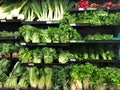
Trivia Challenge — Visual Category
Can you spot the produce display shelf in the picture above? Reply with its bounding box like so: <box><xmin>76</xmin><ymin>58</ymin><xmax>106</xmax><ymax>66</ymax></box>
<box><xmin>69</xmin><ymin>60</ymin><xmax>120</xmax><ymax>64</ymax></box>
<box><xmin>70</xmin><ymin>23</ymin><xmax>120</xmax><ymax>27</ymax></box>
<box><xmin>20</xmin><ymin>40</ymin><xmax>120</xmax><ymax>46</ymax></box>
<box><xmin>0</xmin><ymin>58</ymin><xmax>19</xmax><ymax>61</ymax></box>
<box><xmin>20</xmin><ymin>42</ymin><xmax>70</xmax><ymax>47</ymax></box>
<box><xmin>0</xmin><ymin>20</ymin><xmax>21</xmax><ymax>23</ymax></box>
<box><xmin>70</xmin><ymin>6</ymin><xmax>120</xmax><ymax>12</ymax></box>
<box><xmin>21</xmin><ymin>63</ymin><xmax>69</xmax><ymax>67</ymax></box>
<box><xmin>22</xmin><ymin>21</ymin><xmax>60</xmax><ymax>25</ymax></box>
<box><xmin>21</xmin><ymin>60</ymin><xmax>120</xmax><ymax>67</ymax></box>
<box><xmin>70</xmin><ymin>40</ymin><xmax>120</xmax><ymax>44</ymax></box>
<box><xmin>0</xmin><ymin>37</ymin><xmax>21</xmax><ymax>41</ymax></box>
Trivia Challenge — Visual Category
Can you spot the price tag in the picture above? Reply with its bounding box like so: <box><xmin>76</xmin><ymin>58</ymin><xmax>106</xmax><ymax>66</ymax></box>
<box><xmin>20</xmin><ymin>43</ymin><xmax>26</xmax><ymax>45</ymax></box>
<box><xmin>78</xmin><ymin>8</ymin><xmax>85</xmax><ymax>11</ymax></box>
<box><xmin>70</xmin><ymin>23</ymin><xmax>76</xmax><ymax>26</ymax></box>
<box><xmin>38</xmin><ymin>43</ymin><xmax>46</xmax><ymax>45</ymax></box>
<box><xmin>1</xmin><ymin>20</ymin><xmax>6</xmax><ymax>22</ymax></box>
<box><xmin>70</xmin><ymin>59</ymin><xmax>76</xmax><ymax>62</ymax></box>
<box><xmin>70</xmin><ymin>40</ymin><xmax>77</xmax><ymax>43</ymax></box>
<box><xmin>77</xmin><ymin>41</ymin><xmax>85</xmax><ymax>43</ymax></box>
<box><xmin>28</xmin><ymin>63</ymin><xmax>34</xmax><ymax>66</ymax></box>
<box><xmin>46</xmin><ymin>21</ymin><xmax>52</xmax><ymax>24</ymax></box>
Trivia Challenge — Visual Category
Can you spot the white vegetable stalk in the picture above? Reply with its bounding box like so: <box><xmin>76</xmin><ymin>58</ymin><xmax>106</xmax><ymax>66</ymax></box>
<box><xmin>0</xmin><ymin>13</ymin><xmax>8</xmax><ymax>20</ymax></box>
<box><xmin>11</xmin><ymin>0</ymin><xmax>27</xmax><ymax>18</ymax></box>
<box><xmin>11</xmin><ymin>9</ymin><xmax>19</xmax><ymax>17</ymax></box>
<box><xmin>17</xmin><ymin>14</ymin><xmax>25</xmax><ymax>20</ymax></box>
<box><xmin>6</xmin><ymin>14</ymin><xmax>13</xmax><ymax>20</ymax></box>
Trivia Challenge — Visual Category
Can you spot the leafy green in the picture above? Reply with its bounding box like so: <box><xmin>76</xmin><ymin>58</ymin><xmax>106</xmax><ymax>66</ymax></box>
<box><xmin>42</xmin><ymin>47</ymin><xmax>57</xmax><ymax>63</ymax></box>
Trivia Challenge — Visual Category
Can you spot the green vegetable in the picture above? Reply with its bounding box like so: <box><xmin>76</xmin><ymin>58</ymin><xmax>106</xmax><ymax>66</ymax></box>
<box><xmin>17</xmin><ymin>70</ymin><xmax>29</xmax><ymax>88</ymax></box>
<box><xmin>29</xmin><ymin>67</ymin><xmax>39</xmax><ymax>88</ymax></box>
<box><xmin>38</xmin><ymin>68</ymin><xmax>45</xmax><ymax>89</ymax></box>
<box><xmin>58</xmin><ymin>49</ymin><xmax>74</xmax><ymax>63</ymax></box>
<box><xmin>32</xmin><ymin>48</ymin><xmax>43</xmax><ymax>63</ymax></box>
<box><xmin>44</xmin><ymin>67</ymin><xmax>53</xmax><ymax>90</ymax></box>
<box><xmin>42</xmin><ymin>47</ymin><xmax>57</xmax><ymax>63</ymax></box>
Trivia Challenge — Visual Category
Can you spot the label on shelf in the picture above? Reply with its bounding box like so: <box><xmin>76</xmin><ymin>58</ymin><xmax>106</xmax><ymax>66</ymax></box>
<box><xmin>70</xmin><ymin>40</ymin><xmax>77</xmax><ymax>43</ymax></box>
<box><xmin>70</xmin><ymin>23</ymin><xmax>76</xmax><ymax>26</ymax></box>
<box><xmin>70</xmin><ymin>59</ymin><xmax>76</xmax><ymax>62</ymax></box>
<box><xmin>78</xmin><ymin>8</ymin><xmax>85</xmax><ymax>11</ymax></box>
<box><xmin>1</xmin><ymin>20</ymin><xmax>6</xmax><ymax>22</ymax></box>
<box><xmin>28</xmin><ymin>63</ymin><xmax>34</xmax><ymax>66</ymax></box>
<box><xmin>46</xmin><ymin>21</ymin><xmax>52</xmax><ymax>24</ymax></box>
<box><xmin>86</xmin><ymin>7</ymin><xmax>97</xmax><ymax>10</ymax></box>
<box><xmin>77</xmin><ymin>40</ymin><xmax>85</xmax><ymax>43</ymax></box>
<box><xmin>37</xmin><ymin>43</ymin><xmax>47</xmax><ymax>45</ymax></box>
<box><xmin>52</xmin><ymin>20</ymin><xmax>60</xmax><ymax>24</ymax></box>
<box><xmin>20</xmin><ymin>43</ymin><xmax>26</xmax><ymax>45</ymax></box>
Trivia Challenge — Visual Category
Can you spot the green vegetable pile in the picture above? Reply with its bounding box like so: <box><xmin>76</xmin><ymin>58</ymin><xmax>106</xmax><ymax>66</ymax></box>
<box><xmin>0</xmin><ymin>60</ymin><xmax>29</xmax><ymax>89</ymax></box>
<box><xmin>0</xmin><ymin>59</ymin><xmax>10</xmax><ymax>88</ymax></box>
<box><xmin>0</xmin><ymin>0</ymin><xmax>75</xmax><ymax>21</ymax></box>
<box><xmin>19</xmin><ymin>25</ymin><xmax>114</xmax><ymax>43</ymax></box>
<box><xmin>18</xmin><ymin>44</ymin><xmax>116</xmax><ymax>64</ymax></box>
<box><xmin>27</xmin><ymin>67</ymin><xmax>53</xmax><ymax>90</ymax></box>
<box><xmin>70</xmin><ymin>63</ymin><xmax>120</xmax><ymax>90</ymax></box>
<box><xmin>18</xmin><ymin>47</ymin><xmax>75</xmax><ymax>63</ymax></box>
<box><xmin>18</xmin><ymin>47</ymin><xmax>57</xmax><ymax>63</ymax></box>
<box><xmin>0</xmin><ymin>60</ymin><xmax>120</xmax><ymax>90</ymax></box>
<box><xmin>84</xmin><ymin>33</ymin><xmax>113</xmax><ymax>40</ymax></box>
<box><xmin>0</xmin><ymin>60</ymin><xmax>53</xmax><ymax>90</ymax></box>
<box><xmin>0</xmin><ymin>43</ymin><xmax>20</xmax><ymax>58</ymax></box>
<box><xmin>0</xmin><ymin>31</ymin><xmax>20</xmax><ymax>38</ymax></box>
<box><xmin>52</xmin><ymin>66</ymin><xmax>71</xmax><ymax>90</ymax></box>
<box><xmin>63</xmin><ymin>10</ymin><xmax>120</xmax><ymax>26</ymax></box>
<box><xmin>70</xmin><ymin>44</ymin><xmax>116</xmax><ymax>60</ymax></box>
<box><xmin>19</xmin><ymin>25</ymin><xmax>82</xmax><ymax>43</ymax></box>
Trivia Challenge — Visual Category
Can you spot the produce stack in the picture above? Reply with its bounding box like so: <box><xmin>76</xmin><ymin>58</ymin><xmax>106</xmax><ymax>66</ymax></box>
<box><xmin>0</xmin><ymin>0</ymin><xmax>120</xmax><ymax>90</ymax></box>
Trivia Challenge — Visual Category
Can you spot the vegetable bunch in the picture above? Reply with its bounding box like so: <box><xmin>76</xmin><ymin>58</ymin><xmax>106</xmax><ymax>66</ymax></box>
<box><xmin>0</xmin><ymin>43</ymin><xmax>20</xmax><ymax>58</ymax></box>
<box><xmin>27</xmin><ymin>67</ymin><xmax>53</xmax><ymax>90</ymax></box>
<box><xmin>18</xmin><ymin>47</ymin><xmax>57</xmax><ymax>63</ymax></box>
<box><xmin>0</xmin><ymin>59</ymin><xmax>10</xmax><ymax>88</ymax></box>
<box><xmin>18</xmin><ymin>47</ymin><xmax>76</xmax><ymax>64</ymax></box>
<box><xmin>76</xmin><ymin>1</ymin><xmax>120</xmax><ymax>8</ymax></box>
<box><xmin>29</xmin><ymin>0</ymin><xmax>75</xmax><ymax>21</ymax></box>
<box><xmin>70</xmin><ymin>63</ymin><xmax>120</xmax><ymax>90</ymax></box>
<box><xmin>0</xmin><ymin>0</ymin><xmax>26</xmax><ymax>20</ymax></box>
<box><xmin>4</xmin><ymin>61</ymin><xmax>28</xmax><ymax>88</ymax></box>
<box><xmin>63</xmin><ymin>11</ymin><xmax>120</xmax><ymax>26</ymax></box>
<box><xmin>52</xmin><ymin>66</ymin><xmax>71</xmax><ymax>90</ymax></box>
<box><xmin>0</xmin><ymin>31</ymin><xmax>20</xmax><ymax>38</ymax></box>
<box><xmin>70</xmin><ymin>63</ymin><xmax>96</xmax><ymax>90</ymax></box>
<box><xmin>84</xmin><ymin>33</ymin><xmax>113</xmax><ymax>40</ymax></box>
<box><xmin>19</xmin><ymin>25</ymin><xmax>82</xmax><ymax>43</ymax></box>
<box><xmin>70</xmin><ymin>44</ymin><xmax>116</xmax><ymax>60</ymax></box>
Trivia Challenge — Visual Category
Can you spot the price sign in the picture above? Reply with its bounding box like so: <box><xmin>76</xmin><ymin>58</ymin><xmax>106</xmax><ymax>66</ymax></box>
<box><xmin>28</xmin><ymin>63</ymin><xmax>34</xmax><ymax>66</ymax></box>
<box><xmin>20</xmin><ymin>43</ymin><xmax>26</xmax><ymax>45</ymax></box>
<box><xmin>70</xmin><ymin>23</ymin><xmax>76</xmax><ymax>26</ymax></box>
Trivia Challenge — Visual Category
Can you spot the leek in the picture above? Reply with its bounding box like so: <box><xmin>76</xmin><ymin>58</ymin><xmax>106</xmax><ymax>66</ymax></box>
<box><xmin>29</xmin><ymin>67</ymin><xmax>39</xmax><ymax>88</ymax></box>
<box><xmin>44</xmin><ymin>67</ymin><xmax>53</xmax><ymax>90</ymax></box>
<box><xmin>38</xmin><ymin>68</ymin><xmax>45</xmax><ymax>89</ymax></box>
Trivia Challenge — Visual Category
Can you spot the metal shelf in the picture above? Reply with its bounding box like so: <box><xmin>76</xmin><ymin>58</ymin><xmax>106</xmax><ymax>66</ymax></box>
<box><xmin>70</xmin><ymin>23</ymin><xmax>120</xmax><ymax>27</ymax></box>
<box><xmin>20</xmin><ymin>60</ymin><xmax>120</xmax><ymax>67</ymax></box>
<box><xmin>22</xmin><ymin>21</ymin><xmax>60</xmax><ymax>25</ymax></box>
<box><xmin>70</xmin><ymin>6</ymin><xmax>120</xmax><ymax>12</ymax></box>
<box><xmin>0</xmin><ymin>58</ymin><xmax>19</xmax><ymax>61</ymax></box>
<box><xmin>0</xmin><ymin>37</ymin><xmax>21</xmax><ymax>41</ymax></box>
<box><xmin>0</xmin><ymin>20</ymin><xmax>21</xmax><ymax>23</ymax></box>
<box><xmin>20</xmin><ymin>40</ymin><xmax>120</xmax><ymax>47</ymax></box>
<box><xmin>20</xmin><ymin>42</ymin><xmax>70</xmax><ymax>47</ymax></box>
